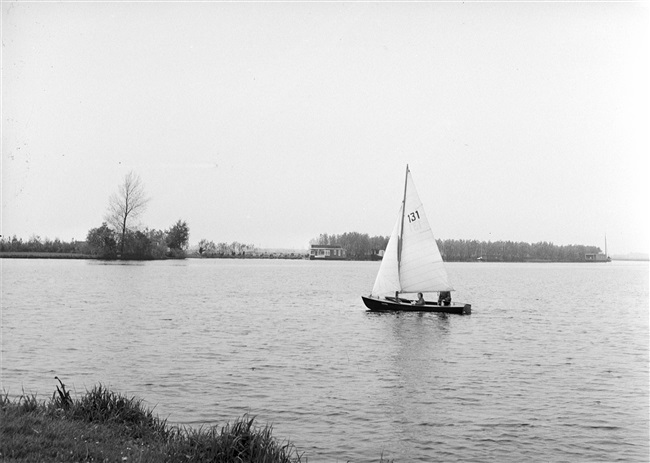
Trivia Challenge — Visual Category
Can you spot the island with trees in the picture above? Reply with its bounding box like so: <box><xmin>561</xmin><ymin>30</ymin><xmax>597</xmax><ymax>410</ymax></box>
<box><xmin>1</xmin><ymin>172</ymin><xmax>189</xmax><ymax>260</ymax></box>
<box><xmin>85</xmin><ymin>172</ymin><xmax>190</xmax><ymax>260</ymax></box>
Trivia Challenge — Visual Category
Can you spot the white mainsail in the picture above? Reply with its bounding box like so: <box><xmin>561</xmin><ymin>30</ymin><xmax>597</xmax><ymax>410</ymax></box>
<box><xmin>371</xmin><ymin>166</ymin><xmax>453</xmax><ymax>297</ymax></box>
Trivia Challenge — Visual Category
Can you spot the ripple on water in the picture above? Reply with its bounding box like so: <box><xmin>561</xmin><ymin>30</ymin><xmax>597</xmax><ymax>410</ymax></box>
<box><xmin>1</xmin><ymin>259</ymin><xmax>648</xmax><ymax>462</ymax></box>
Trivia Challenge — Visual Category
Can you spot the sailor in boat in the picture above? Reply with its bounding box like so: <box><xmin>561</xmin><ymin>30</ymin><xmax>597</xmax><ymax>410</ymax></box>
<box><xmin>413</xmin><ymin>292</ymin><xmax>425</xmax><ymax>306</ymax></box>
<box><xmin>438</xmin><ymin>291</ymin><xmax>451</xmax><ymax>306</ymax></box>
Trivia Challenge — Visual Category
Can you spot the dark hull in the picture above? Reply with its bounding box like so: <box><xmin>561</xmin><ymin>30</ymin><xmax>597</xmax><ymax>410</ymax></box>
<box><xmin>362</xmin><ymin>296</ymin><xmax>471</xmax><ymax>315</ymax></box>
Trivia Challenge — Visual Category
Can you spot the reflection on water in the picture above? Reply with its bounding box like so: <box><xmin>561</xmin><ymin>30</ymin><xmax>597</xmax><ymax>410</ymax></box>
<box><xmin>1</xmin><ymin>259</ymin><xmax>648</xmax><ymax>462</ymax></box>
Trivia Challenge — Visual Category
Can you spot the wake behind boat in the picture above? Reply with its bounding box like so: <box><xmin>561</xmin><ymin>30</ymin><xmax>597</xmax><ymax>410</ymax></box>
<box><xmin>362</xmin><ymin>165</ymin><xmax>472</xmax><ymax>315</ymax></box>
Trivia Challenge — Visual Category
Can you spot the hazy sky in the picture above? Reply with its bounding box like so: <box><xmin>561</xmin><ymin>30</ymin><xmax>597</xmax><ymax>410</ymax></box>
<box><xmin>2</xmin><ymin>2</ymin><xmax>648</xmax><ymax>254</ymax></box>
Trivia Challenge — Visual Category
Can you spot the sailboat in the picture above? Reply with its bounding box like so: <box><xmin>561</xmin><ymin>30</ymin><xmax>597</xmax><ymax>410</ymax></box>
<box><xmin>362</xmin><ymin>165</ymin><xmax>472</xmax><ymax>315</ymax></box>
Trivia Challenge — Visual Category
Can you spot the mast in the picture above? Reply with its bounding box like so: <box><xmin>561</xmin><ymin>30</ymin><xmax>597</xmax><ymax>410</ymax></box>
<box><xmin>397</xmin><ymin>164</ymin><xmax>409</xmax><ymax>290</ymax></box>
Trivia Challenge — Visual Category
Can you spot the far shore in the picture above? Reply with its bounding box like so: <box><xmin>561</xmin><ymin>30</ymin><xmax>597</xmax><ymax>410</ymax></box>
<box><xmin>0</xmin><ymin>252</ymin><xmax>308</xmax><ymax>260</ymax></box>
<box><xmin>1</xmin><ymin>251</ymin><xmax>647</xmax><ymax>262</ymax></box>
<box><xmin>0</xmin><ymin>252</ymin><xmax>96</xmax><ymax>259</ymax></box>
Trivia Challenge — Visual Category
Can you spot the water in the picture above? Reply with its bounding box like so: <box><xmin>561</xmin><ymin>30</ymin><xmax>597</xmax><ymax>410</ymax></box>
<box><xmin>1</xmin><ymin>258</ymin><xmax>648</xmax><ymax>462</ymax></box>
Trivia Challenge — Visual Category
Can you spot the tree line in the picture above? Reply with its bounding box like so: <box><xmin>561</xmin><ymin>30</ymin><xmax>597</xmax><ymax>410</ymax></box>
<box><xmin>437</xmin><ymin>239</ymin><xmax>604</xmax><ymax>262</ymax></box>
<box><xmin>196</xmin><ymin>240</ymin><xmax>258</xmax><ymax>257</ymax></box>
<box><xmin>2</xmin><ymin>232</ymin><xmax>605</xmax><ymax>263</ymax></box>
<box><xmin>0</xmin><ymin>235</ymin><xmax>86</xmax><ymax>254</ymax></box>
<box><xmin>85</xmin><ymin>220</ymin><xmax>189</xmax><ymax>260</ymax></box>
<box><xmin>310</xmin><ymin>233</ymin><xmax>604</xmax><ymax>262</ymax></box>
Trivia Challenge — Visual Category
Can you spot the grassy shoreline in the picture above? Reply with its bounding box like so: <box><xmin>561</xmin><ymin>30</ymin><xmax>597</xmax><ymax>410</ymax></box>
<box><xmin>2</xmin><ymin>381</ymin><xmax>394</xmax><ymax>462</ymax></box>
<box><xmin>1</xmin><ymin>381</ymin><xmax>306</xmax><ymax>463</ymax></box>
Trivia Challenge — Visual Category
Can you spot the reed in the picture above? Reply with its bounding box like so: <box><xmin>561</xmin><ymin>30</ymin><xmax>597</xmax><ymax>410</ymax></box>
<box><xmin>68</xmin><ymin>384</ymin><xmax>169</xmax><ymax>440</ymax></box>
<box><xmin>1</xmin><ymin>389</ymin><xmax>41</xmax><ymax>414</ymax></box>
<box><xmin>165</xmin><ymin>417</ymin><xmax>303</xmax><ymax>463</ymax></box>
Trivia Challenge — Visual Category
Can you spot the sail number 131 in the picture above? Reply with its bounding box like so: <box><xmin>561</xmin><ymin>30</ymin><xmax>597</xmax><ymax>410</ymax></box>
<box><xmin>407</xmin><ymin>210</ymin><xmax>420</xmax><ymax>223</ymax></box>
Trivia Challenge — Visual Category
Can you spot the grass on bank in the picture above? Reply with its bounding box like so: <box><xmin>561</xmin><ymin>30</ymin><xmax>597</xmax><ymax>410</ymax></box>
<box><xmin>1</xmin><ymin>379</ymin><xmax>305</xmax><ymax>463</ymax></box>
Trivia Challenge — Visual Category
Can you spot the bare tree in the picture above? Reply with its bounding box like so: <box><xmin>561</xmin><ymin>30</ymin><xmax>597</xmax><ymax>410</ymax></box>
<box><xmin>105</xmin><ymin>171</ymin><xmax>150</xmax><ymax>256</ymax></box>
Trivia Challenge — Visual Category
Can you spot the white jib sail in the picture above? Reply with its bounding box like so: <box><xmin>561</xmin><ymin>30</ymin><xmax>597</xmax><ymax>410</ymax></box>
<box><xmin>371</xmin><ymin>205</ymin><xmax>402</xmax><ymax>297</ymax></box>
<box><xmin>370</xmin><ymin>168</ymin><xmax>453</xmax><ymax>298</ymax></box>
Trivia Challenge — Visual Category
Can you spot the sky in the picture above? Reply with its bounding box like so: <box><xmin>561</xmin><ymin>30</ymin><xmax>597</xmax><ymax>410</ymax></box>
<box><xmin>2</xmin><ymin>2</ymin><xmax>649</xmax><ymax>255</ymax></box>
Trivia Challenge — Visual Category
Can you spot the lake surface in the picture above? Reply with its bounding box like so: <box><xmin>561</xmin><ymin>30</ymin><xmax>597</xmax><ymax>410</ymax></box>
<box><xmin>1</xmin><ymin>258</ymin><xmax>648</xmax><ymax>462</ymax></box>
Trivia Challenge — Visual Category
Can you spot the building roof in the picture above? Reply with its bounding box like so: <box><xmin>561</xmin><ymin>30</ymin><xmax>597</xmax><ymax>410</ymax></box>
<box><xmin>310</xmin><ymin>244</ymin><xmax>344</xmax><ymax>249</ymax></box>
